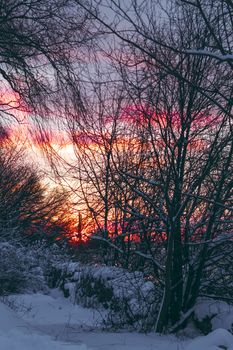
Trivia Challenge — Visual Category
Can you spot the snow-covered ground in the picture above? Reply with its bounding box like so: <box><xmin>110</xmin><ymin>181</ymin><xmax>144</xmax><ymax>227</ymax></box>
<box><xmin>0</xmin><ymin>300</ymin><xmax>87</xmax><ymax>350</ymax></box>
<box><xmin>1</xmin><ymin>291</ymin><xmax>233</xmax><ymax>350</ymax></box>
<box><xmin>186</xmin><ymin>329</ymin><xmax>233</xmax><ymax>350</ymax></box>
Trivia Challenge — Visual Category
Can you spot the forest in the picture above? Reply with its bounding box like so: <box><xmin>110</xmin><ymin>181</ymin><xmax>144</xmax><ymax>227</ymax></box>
<box><xmin>0</xmin><ymin>1</ymin><xmax>232</xmax><ymax>349</ymax></box>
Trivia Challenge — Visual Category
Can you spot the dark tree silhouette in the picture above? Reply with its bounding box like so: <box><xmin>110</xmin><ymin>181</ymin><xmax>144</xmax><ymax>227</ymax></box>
<box><xmin>68</xmin><ymin>0</ymin><xmax>233</xmax><ymax>332</ymax></box>
<box><xmin>0</xmin><ymin>0</ymin><xmax>93</xmax><ymax>123</ymax></box>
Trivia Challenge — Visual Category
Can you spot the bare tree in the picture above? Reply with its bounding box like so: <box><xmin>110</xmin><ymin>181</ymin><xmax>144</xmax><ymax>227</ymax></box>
<box><xmin>0</xmin><ymin>0</ymin><xmax>94</xmax><ymax>125</ymax></box>
<box><xmin>69</xmin><ymin>0</ymin><xmax>233</xmax><ymax>333</ymax></box>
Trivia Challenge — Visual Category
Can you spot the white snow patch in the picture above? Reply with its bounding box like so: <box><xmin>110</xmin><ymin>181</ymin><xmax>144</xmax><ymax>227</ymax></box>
<box><xmin>0</xmin><ymin>329</ymin><xmax>88</xmax><ymax>350</ymax></box>
<box><xmin>5</xmin><ymin>291</ymin><xmax>232</xmax><ymax>350</ymax></box>
<box><xmin>0</xmin><ymin>300</ymin><xmax>26</xmax><ymax>331</ymax></box>
<box><xmin>194</xmin><ymin>298</ymin><xmax>233</xmax><ymax>332</ymax></box>
<box><xmin>0</xmin><ymin>300</ymin><xmax>89</xmax><ymax>350</ymax></box>
<box><xmin>1</xmin><ymin>292</ymin><xmax>187</xmax><ymax>349</ymax></box>
<box><xmin>186</xmin><ymin>328</ymin><xmax>233</xmax><ymax>350</ymax></box>
<box><xmin>6</xmin><ymin>292</ymin><xmax>105</xmax><ymax>329</ymax></box>
<box><xmin>186</xmin><ymin>49</ymin><xmax>233</xmax><ymax>62</ymax></box>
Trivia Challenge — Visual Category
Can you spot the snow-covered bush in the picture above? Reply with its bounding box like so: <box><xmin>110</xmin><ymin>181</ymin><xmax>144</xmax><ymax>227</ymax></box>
<box><xmin>0</xmin><ymin>241</ymin><xmax>70</xmax><ymax>295</ymax></box>
<box><xmin>30</xmin><ymin>243</ymin><xmax>71</xmax><ymax>289</ymax></box>
<box><xmin>0</xmin><ymin>242</ymin><xmax>47</xmax><ymax>295</ymax></box>
<box><xmin>186</xmin><ymin>328</ymin><xmax>233</xmax><ymax>350</ymax></box>
<box><xmin>54</xmin><ymin>264</ymin><xmax>160</xmax><ymax>331</ymax></box>
<box><xmin>193</xmin><ymin>298</ymin><xmax>233</xmax><ymax>334</ymax></box>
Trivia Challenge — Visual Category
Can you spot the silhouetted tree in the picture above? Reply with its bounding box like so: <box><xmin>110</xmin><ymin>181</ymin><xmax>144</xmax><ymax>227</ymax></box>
<box><xmin>0</xmin><ymin>0</ymin><xmax>93</xmax><ymax>124</ymax></box>
<box><xmin>72</xmin><ymin>0</ymin><xmax>233</xmax><ymax>332</ymax></box>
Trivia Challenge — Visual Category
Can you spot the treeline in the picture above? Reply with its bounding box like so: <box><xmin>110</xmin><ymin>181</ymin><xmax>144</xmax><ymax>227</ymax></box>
<box><xmin>0</xmin><ymin>135</ymin><xmax>76</xmax><ymax>245</ymax></box>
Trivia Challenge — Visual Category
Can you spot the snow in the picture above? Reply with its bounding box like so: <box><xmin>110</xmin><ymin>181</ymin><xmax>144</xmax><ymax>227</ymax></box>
<box><xmin>0</xmin><ymin>300</ymin><xmax>88</xmax><ymax>350</ymax></box>
<box><xmin>1</xmin><ymin>292</ymin><xmax>233</xmax><ymax>350</ymax></box>
<box><xmin>186</xmin><ymin>328</ymin><xmax>233</xmax><ymax>350</ymax></box>
<box><xmin>186</xmin><ymin>49</ymin><xmax>233</xmax><ymax>62</ymax></box>
<box><xmin>0</xmin><ymin>301</ymin><xmax>25</xmax><ymax>332</ymax></box>
<box><xmin>0</xmin><ymin>330</ymin><xmax>88</xmax><ymax>350</ymax></box>
<box><xmin>6</xmin><ymin>291</ymin><xmax>105</xmax><ymax>330</ymax></box>
<box><xmin>67</xmin><ymin>264</ymin><xmax>156</xmax><ymax>302</ymax></box>
<box><xmin>59</xmin><ymin>263</ymin><xmax>159</xmax><ymax>330</ymax></box>
<box><xmin>1</xmin><ymin>292</ymin><xmax>185</xmax><ymax>349</ymax></box>
<box><xmin>194</xmin><ymin>298</ymin><xmax>233</xmax><ymax>332</ymax></box>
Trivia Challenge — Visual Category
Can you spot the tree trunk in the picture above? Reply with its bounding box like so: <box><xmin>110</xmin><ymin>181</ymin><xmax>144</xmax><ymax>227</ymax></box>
<box><xmin>156</xmin><ymin>223</ymin><xmax>183</xmax><ymax>333</ymax></box>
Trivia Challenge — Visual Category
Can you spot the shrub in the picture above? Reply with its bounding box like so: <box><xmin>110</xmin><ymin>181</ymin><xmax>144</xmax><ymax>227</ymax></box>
<box><xmin>193</xmin><ymin>298</ymin><xmax>233</xmax><ymax>334</ymax></box>
<box><xmin>0</xmin><ymin>241</ymin><xmax>71</xmax><ymax>296</ymax></box>
<box><xmin>0</xmin><ymin>242</ymin><xmax>47</xmax><ymax>295</ymax></box>
<box><xmin>60</xmin><ymin>264</ymin><xmax>160</xmax><ymax>331</ymax></box>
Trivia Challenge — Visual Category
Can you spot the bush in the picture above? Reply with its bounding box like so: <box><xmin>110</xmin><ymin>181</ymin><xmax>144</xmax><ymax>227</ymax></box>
<box><xmin>0</xmin><ymin>242</ymin><xmax>47</xmax><ymax>295</ymax></box>
<box><xmin>193</xmin><ymin>298</ymin><xmax>233</xmax><ymax>334</ymax></box>
<box><xmin>0</xmin><ymin>241</ymin><xmax>71</xmax><ymax>296</ymax></box>
<box><xmin>55</xmin><ymin>264</ymin><xmax>160</xmax><ymax>331</ymax></box>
